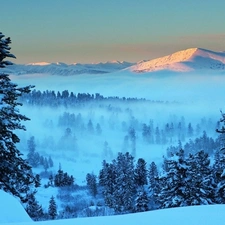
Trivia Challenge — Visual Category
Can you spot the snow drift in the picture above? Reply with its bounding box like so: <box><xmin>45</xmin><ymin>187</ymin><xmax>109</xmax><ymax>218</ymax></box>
<box><xmin>1</xmin><ymin>203</ymin><xmax>225</xmax><ymax>225</ymax></box>
<box><xmin>0</xmin><ymin>190</ymin><xmax>32</xmax><ymax>223</ymax></box>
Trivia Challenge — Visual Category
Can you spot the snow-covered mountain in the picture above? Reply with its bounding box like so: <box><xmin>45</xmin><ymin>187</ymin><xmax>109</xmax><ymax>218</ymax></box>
<box><xmin>130</xmin><ymin>48</ymin><xmax>225</xmax><ymax>73</ymax></box>
<box><xmin>2</xmin><ymin>61</ymin><xmax>134</xmax><ymax>76</ymax></box>
<box><xmin>3</xmin><ymin>48</ymin><xmax>225</xmax><ymax>75</ymax></box>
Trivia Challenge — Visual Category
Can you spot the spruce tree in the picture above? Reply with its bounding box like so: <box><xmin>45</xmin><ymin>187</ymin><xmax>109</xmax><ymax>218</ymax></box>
<box><xmin>156</xmin><ymin>149</ymin><xmax>187</xmax><ymax>208</ymax></box>
<box><xmin>148</xmin><ymin>161</ymin><xmax>159</xmax><ymax>208</ymax></box>
<box><xmin>185</xmin><ymin>150</ymin><xmax>215</xmax><ymax>205</ymax></box>
<box><xmin>134</xmin><ymin>189</ymin><xmax>149</xmax><ymax>212</ymax></box>
<box><xmin>0</xmin><ymin>32</ymin><xmax>35</xmax><ymax>202</ymax></box>
<box><xmin>98</xmin><ymin>160</ymin><xmax>116</xmax><ymax>208</ymax></box>
<box><xmin>27</xmin><ymin>136</ymin><xmax>40</xmax><ymax>167</ymax></box>
<box><xmin>86</xmin><ymin>173</ymin><xmax>98</xmax><ymax>197</ymax></box>
<box><xmin>25</xmin><ymin>192</ymin><xmax>44</xmax><ymax>221</ymax></box>
<box><xmin>134</xmin><ymin>158</ymin><xmax>148</xmax><ymax>187</ymax></box>
<box><xmin>113</xmin><ymin>152</ymin><xmax>136</xmax><ymax>213</ymax></box>
<box><xmin>48</xmin><ymin>196</ymin><xmax>57</xmax><ymax>220</ymax></box>
<box><xmin>129</xmin><ymin>127</ymin><xmax>136</xmax><ymax>157</ymax></box>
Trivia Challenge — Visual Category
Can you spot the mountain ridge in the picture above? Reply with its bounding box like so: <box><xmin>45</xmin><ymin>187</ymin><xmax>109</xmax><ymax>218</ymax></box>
<box><xmin>130</xmin><ymin>48</ymin><xmax>225</xmax><ymax>73</ymax></box>
<box><xmin>3</xmin><ymin>61</ymin><xmax>134</xmax><ymax>75</ymax></box>
<box><xmin>2</xmin><ymin>48</ymin><xmax>225</xmax><ymax>75</ymax></box>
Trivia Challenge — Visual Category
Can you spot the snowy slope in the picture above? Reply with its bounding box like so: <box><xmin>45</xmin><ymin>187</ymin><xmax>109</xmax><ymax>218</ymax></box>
<box><xmin>2</xmin><ymin>61</ymin><xmax>134</xmax><ymax>76</ymax></box>
<box><xmin>0</xmin><ymin>191</ymin><xmax>32</xmax><ymax>223</ymax></box>
<box><xmin>0</xmin><ymin>188</ymin><xmax>224</xmax><ymax>225</ymax></box>
<box><xmin>130</xmin><ymin>48</ymin><xmax>225</xmax><ymax>72</ymax></box>
<box><xmin>1</xmin><ymin>200</ymin><xmax>225</xmax><ymax>225</ymax></box>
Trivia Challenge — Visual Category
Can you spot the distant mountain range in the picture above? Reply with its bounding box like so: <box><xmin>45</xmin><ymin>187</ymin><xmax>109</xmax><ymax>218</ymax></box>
<box><xmin>2</xmin><ymin>61</ymin><xmax>134</xmax><ymax>75</ymax></box>
<box><xmin>2</xmin><ymin>48</ymin><xmax>225</xmax><ymax>75</ymax></box>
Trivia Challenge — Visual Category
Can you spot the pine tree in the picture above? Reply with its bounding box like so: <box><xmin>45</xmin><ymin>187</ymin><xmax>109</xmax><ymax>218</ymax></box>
<box><xmin>113</xmin><ymin>152</ymin><xmax>136</xmax><ymax>213</ymax></box>
<box><xmin>27</xmin><ymin>136</ymin><xmax>40</xmax><ymax>167</ymax></box>
<box><xmin>98</xmin><ymin>160</ymin><xmax>116</xmax><ymax>208</ymax></box>
<box><xmin>148</xmin><ymin>161</ymin><xmax>159</xmax><ymax>208</ymax></box>
<box><xmin>129</xmin><ymin>127</ymin><xmax>136</xmax><ymax>157</ymax></box>
<box><xmin>156</xmin><ymin>149</ymin><xmax>215</xmax><ymax>208</ymax></box>
<box><xmin>34</xmin><ymin>174</ymin><xmax>41</xmax><ymax>188</ymax></box>
<box><xmin>134</xmin><ymin>158</ymin><xmax>148</xmax><ymax>187</ymax></box>
<box><xmin>25</xmin><ymin>192</ymin><xmax>44</xmax><ymax>221</ymax></box>
<box><xmin>86</xmin><ymin>173</ymin><xmax>98</xmax><ymax>197</ymax></box>
<box><xmin>156</xmin><ymin>149</ymin><xmax>187</xmax><ymax>208</ymax></box>
<box><xmin>48</xmin><ymin>196</ymin><xmax>57</xmax><ymax>220</ymax></box>
<box><xmin>184</xmin><ymin>150</ymin><xmax>215</xmax><ymax>205</ymax></box>
<box><xmin>0</xmin><ymin>32</ymin><xmax>35</xmax><ymax>202</ymax></box>
<box><xmin>54</xmin><ymin>164</ymin><xmax>74</xmax><ymax>187</ymax></box>
<box><xmin>134</xmin><ymin>189</ymin><xmax>149</xmax><ymax>212</ymax></box>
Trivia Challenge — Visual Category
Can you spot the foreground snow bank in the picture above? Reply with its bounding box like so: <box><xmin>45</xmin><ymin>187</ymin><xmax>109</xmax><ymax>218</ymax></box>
<box><xmin>2</xmin><ymin>204</ymin><xmax>225</xmax><ymax>225</ymax></box>
<box><xmin>0</xmin><ymin>190</ymin><xmax>32</xmax><ymax>223</ymax></box>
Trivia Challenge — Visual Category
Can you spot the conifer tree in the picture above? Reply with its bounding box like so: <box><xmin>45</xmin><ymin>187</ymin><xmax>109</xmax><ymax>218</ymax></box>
<box><xmin>98</xmin><ymin>160</ymin><xmax>116</xmax><ymax>208</ymax></box>
<box><xmin>156</xmin><ymin>149</ymin><xmax>187</xmax><ymax>208</ymax></box>
<box><xmin>135</xmin><ymin>158</ymin><xmax>148</xmax><ymax>187</ymax></box>
<box><xmin>27</xmin><ymin>136</ymin><xmax>40</xmax><ymax>167</ymax></box>
<box><xmin>148</xmin><ymin>161</ymin><xmax>159</xmax><ymax>208</ymax></box>
<box><xmin>48</xmin><ymin>196</ymin><xmax>57</xmax><ymax>220</ymax></box>
<box><xmin>86</xmin><ymin>173</ymin><xmax>98</xmax><ymax>197</ymax></box>
<box><xmin>113</xmin><ymin>152</ymin><xmax>136</xmax><ymax>212</ymax></box>
<box><xmin>129</xmin><ymin>127</ymin><xmax>136</xmax><ymax>157</ymax></box>
<box><xmin>0</xmin><ymin>32</ymin><xmax>35</xmax><ymax>202</ymax></box>
<box><xmin>25</xmin><ymin>192</ymin><xmax>44</xmax><ymax>221</ymax></box>
<box><xmin>134</xmin><ymin>189</ymin><xmax>149</xmax><ymax>212</ymax></box>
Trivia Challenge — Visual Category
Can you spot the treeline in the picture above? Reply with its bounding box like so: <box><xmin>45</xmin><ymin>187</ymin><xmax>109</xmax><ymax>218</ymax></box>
<box><xmin>19</xmin><ymin>89</ymin><xmax>164</xmax><ymax>107</ymax></box>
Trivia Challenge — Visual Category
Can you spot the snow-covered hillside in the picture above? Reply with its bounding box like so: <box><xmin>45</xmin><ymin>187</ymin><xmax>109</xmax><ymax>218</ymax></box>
<box><xmin>2</xmin><ymin>61</ymin><xmax>134</xmax><ymax>76</ymax></box>
<box><xmin>0</xmin><ymin>191</ymin><xmax>32</xmax><ymax>223</ymax></box>
<box><xmin>130</xmin><ymin>48</ymin><xmax>225</xmax><ymax>72</ymax></box>
<box><xmin>1</xmin><ymin>190</ymin><xmax>224</xmax><ymax>225</ymax></box>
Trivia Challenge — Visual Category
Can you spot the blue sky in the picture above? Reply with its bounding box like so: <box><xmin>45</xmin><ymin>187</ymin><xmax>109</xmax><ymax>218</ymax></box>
<box><xmin>1</xmin><ymin>0</ymin><xmax>225</xmax><ymax>64</ymax></box>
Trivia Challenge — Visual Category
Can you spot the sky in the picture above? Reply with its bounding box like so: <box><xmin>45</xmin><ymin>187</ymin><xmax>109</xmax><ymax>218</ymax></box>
<box><xmin>1</xmin><ymin>0</ymin><xmax>225</xmax><ymax>64</ymax></box>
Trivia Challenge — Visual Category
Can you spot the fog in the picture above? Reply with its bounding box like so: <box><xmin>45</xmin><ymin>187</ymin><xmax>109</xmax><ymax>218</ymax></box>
<box><xmin>12</xmin><ymin>70</ymin><xmax>225</xmax><ymax>184</ymax></box>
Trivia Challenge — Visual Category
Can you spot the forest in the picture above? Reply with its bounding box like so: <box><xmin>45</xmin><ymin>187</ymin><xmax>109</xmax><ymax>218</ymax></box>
<box><xmin>15</xmin><ymin>89</ymin><xmax>225</xmax><ymax>221</ymax></box>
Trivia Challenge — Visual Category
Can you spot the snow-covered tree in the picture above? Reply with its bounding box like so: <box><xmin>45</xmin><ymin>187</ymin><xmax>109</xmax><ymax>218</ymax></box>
<box><xmin>134</xmin><ymin>158</ymin><xmax>148</xmax><ymax>187</ymax></box>
<box><xmin>27</xmin><ymin>136</ymin><xmax>40</xmax><ymax>167</ymax></box>
<box><xmin>86</xmin><ymin>173</ymin><xmax>98</xmax><ymax>197</ymax></box>
<box><xmin>134</xmin><ymin>189</ymin><xmax>149</xmax><ymax>212</ymax></box>
<box><xmin>148</xmin><ymin>161</ymin><xmax>159</xmax><ymax>208</ymax></box>
<box><xmin>155</xmin><ymin>149</ymin><xmax>187</xmax><ymax>208</ymax></box>
<box><xmin>112</xmin><ymin>152</ymin><xmax>136</xmax><ymax>213</ymax></box>
<box><xmin>184</xmin><ymin>150</ymin><xmax>215</xmax><ymax>205</ymax></box>
<box><xmin>25</xmin><ymin>192</ymin><xmax>44</xmax><ymax>221</ymax></box>
<box><xmin>48</xmin><ymin>196</ymin><xmax>57</xmax><ymax>220</ymax></box>
<box><xmin>54</xmin><ymin>164</ymin><xmax>74</xmax><ymax>187</ymax></box>
<box><xmin>156</xmin><ymin>149</ymin><xmax>215</xmax><ymax>208</ymax></box>
<box><xmin>0</xmin><ymin>32</ymin><xmax>35</xmax><ymax>202</ymax></box>
<box><xmin>99</xmin><ymin>160</ymin><xmax>116</xmax><ymax>208</ymax></box>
